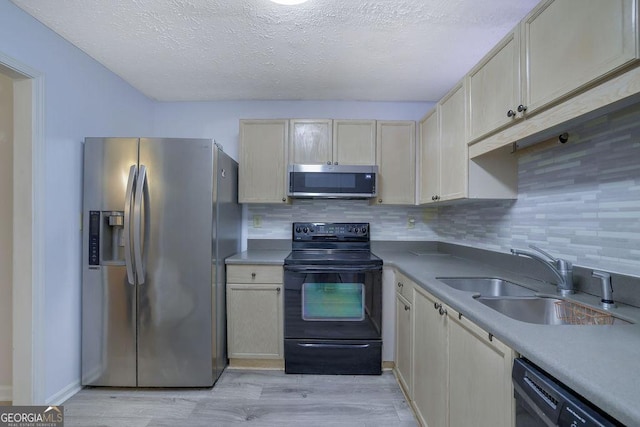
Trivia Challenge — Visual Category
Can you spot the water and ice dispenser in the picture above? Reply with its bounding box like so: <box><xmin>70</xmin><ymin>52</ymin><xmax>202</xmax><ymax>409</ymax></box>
<box><xmin>88</xmin><ymin>211</ymin><xmax>125</xmax><ymax>267</ymax></box>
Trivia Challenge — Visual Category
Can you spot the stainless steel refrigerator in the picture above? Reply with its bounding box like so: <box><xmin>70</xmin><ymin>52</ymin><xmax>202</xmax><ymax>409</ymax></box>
<box><xmin>81</xmin><ymin>137</ymin><xmax>240</xmax><ymax>387</ymax></box>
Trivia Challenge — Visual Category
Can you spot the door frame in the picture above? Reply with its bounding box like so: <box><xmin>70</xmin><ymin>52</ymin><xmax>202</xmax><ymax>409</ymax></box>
<box><xmin>0</xmin><ymin>51</ymin><xmax>46</xmax><ymax>404</ymax></box>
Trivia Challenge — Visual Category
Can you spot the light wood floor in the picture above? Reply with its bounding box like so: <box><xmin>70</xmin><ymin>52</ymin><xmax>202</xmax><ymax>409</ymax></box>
<box><xmin>62</xmin><ymin>369</ymin><xmax>417</xmax><ymax>426</ymax></box>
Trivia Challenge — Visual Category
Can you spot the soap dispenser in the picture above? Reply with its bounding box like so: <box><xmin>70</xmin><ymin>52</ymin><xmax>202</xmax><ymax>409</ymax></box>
<box><xmin>592</xmin><ymin>270</ymin><xmax>616</xmax><ymax>310</ymax></box>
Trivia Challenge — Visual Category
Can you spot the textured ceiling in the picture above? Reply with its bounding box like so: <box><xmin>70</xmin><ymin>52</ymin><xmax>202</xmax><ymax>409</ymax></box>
<box><xmin>12</xmin><ymin>0</ymin><xmax>539</xmax><ymax>102</ymax></box>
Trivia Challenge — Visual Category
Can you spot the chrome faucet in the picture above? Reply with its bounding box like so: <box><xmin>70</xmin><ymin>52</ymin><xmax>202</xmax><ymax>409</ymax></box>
<box><xmin>510</xmin><ymin>245</ymin><xmax>574</xmax><ymax>295</ymax></box>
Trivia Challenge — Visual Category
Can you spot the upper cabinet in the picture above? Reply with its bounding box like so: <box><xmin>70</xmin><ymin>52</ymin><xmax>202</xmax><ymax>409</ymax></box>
<box><xmin>467</xmin><ymin>29</ymin><xmax>522</xmax><ymax>142</ymax></box>
<box><xmin>523</xmin><ymin>0</ymin><xmax>638</xmax><ymax>114</ymax></box>
<box><xmin>419</xmin><ymin>83</ymin><xmax>518</xmax><ymax>205</ymax></box>
<box><xmin>333</xmin><ymin>120</ymin><xmax>377</xmax><ymax>165</ymax></box>
<box><xmin>469</xmin><ymin>0</ymin><xmax>640</xmax><ymax>155</ymax></box>
<box><xmin>238</xmin><ymin>119</ymin><xmax>289</xmax><ymax>204</ymax></box>
<box><xmin>439</xmin><ymin>84</ymin><xmax>468</xmax><ymax>202</ymax></box>
<box><xmin>289</xmin><ymin>119</ymin><xmax>376</xmax><ymax>165</ymax></box>
<box><xmin>374</xmin><ymin>121</ymin><xmax>416</xmax><ymax>205</ymax></box>
<box><xmin>289</xmin><ymin>119</ymin><xmax>333</xmax><ymax>165</ymax></box>
<box><xmin>418</xmin><ymin>110</ymin><xmax>439</xmax><ymax>204</ymax></box>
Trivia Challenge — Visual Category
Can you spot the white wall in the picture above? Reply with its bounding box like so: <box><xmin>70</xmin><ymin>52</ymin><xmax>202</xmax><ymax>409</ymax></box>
<box><xmin>0</xmin><ymin>70</ymin><xmax>13</xmax><ymax>401</ymax></box>
<box><xmin>0</xmin><ymin>1</ymin><xmax>154</xmax><ymax>403</ymax></box>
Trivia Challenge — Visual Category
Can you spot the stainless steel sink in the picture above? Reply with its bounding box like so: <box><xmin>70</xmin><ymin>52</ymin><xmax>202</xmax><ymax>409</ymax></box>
<box><xmin>476</xmin><ymin>296</ymin><xmax>633</xmax><ymax>325</ymax></box>
<box><xmin>436</xmin><ymin>277</ymin><xmax>537</xmax><ymax>297</ymax></box>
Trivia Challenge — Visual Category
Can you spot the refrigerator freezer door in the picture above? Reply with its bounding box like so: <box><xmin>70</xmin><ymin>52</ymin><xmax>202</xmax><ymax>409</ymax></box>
<box><xmin>82</xmin><ymin>137</ymin><xmax>139</xmax><ymax>386</ymax></box>
<box><xmin>137</xmin><ymin>138</ymin><xmax>215</xmax><ymax>387</ymax></box>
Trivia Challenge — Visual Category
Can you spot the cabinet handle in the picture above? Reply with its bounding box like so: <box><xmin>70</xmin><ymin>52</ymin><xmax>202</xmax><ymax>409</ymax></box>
<box><xmin>404</xmin><ymin>305</ymin><xmax>410</xmax><ymax>311</ymax></box>
<box><xmin>327</xmin><ymin>161</ymin><xmax>332</xmax><ymax>165</ymax></box>
<box><xmin>517</xmin><ymin>104</ymin><xmax>527</xmax><ymax>113</ymax></box>
<box><xmin>251</xmin><ymin>272</ymin><xmax>256</xmax><ymax>278</ymax></box>
<box><xmin>439</xmin><ymin>307</ymin><xmax>448</xmax><ymax>316</ymax></box>
<box><xmin>507</xmin><ymin>109</ymin><xmax>516</xmax><ymax>118</ymax></box>
<box><xmin>397</xmin><ymin>282</ymin><xmax>403</xmax><ymax>288</ymax></box>
<box><xmin>434</xmin><ymin>302</ymin><xmax>442</xmax><ymax>310</ymax></box>
<box><xmin>276</xmin><ymin>287</ymin><xmax>281</xmax><ymax>294</ymax></box>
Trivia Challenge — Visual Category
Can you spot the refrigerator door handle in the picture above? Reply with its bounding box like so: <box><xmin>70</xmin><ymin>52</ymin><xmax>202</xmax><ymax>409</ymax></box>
<box><xmin>134</xmin><ymin>164</ymin><xmax>147</xmax><ymax>284</ymax></box>
<box><xmin>123</xmin><ymin>164</ymin><xmax>137</xmax><ymax>285</ymax></box>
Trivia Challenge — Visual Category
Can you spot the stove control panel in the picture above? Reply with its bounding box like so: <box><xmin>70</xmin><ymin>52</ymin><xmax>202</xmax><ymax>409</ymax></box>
<box><xmin>292</xmin><ymin>222</ymin><xmax>369</xmax><ymax>240</ymax></box>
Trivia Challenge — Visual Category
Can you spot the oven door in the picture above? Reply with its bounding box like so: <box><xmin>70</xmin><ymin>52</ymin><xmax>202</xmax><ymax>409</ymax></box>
<box><xmin>284</xmin><ymin>265</ymin><xmax>382</xmax><ymax>340</ymax></box>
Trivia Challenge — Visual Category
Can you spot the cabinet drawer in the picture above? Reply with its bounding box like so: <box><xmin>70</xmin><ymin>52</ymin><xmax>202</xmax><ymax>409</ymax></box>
<box><xmin>227</xmin><ymin>265</ymin><xmax>283</xmax><ymax>284</ymax></box>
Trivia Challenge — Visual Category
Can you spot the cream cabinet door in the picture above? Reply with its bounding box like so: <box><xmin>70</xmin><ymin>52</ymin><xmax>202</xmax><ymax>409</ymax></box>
<box><xmin>227</xmin><ymin>283</ymin><xmax>283</xmax><ymax>359</ymax></box>
<box><xmin>468</xmin><ymin>29</ymin><xmax>522</xmax><ymax>142</ymax></box>
<box><xmin>448</xmin><ymin>311</ymin><xmax>515</xmax><ymax>427</ymax></box>
<box><xmin>375</xmin><ymin>121</ymin><xmax>416</xmax><ymax>205</ymax></box>
<box><xmin>523</xmin><ymin>0</ymin><xmax>638</xmax><ymax>114</ymax></box>
<box><xmin>333</xmin><ymin>120</ymin><xmax>376</xmax><ymax>165</ymax></box>
<box><xmin>412</xmin><ymin>286</ymin><xmax>448</xmax><ymax>427</ymax></box>
<box><xmin>418</xmin><ymin>110</ymin><xmax>440</xmax><ymax>204</ymax></box>
<box><xmin>238</xmin><ymin>120</ymin><xmax>288</xmax><ymax>204</ymax></box>
<box><xmin>290</xmin><ymin>119</ymin><xmax>333</xmax><ymax>165</ymax></box>
<box><xmin>395</xmin><ymin>292</ymin><xmax>413</xmax><ymax>396</ymax></box>
<box><xmin>439</xmin><ymin>84</ymin><xmax>467</xmax><ymax>201</ymax></box>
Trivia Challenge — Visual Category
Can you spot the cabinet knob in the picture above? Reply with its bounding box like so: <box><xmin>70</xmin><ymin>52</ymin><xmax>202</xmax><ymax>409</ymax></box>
<box><xmin>282</xmin><ymin>197</ymin><xmax>286</xmax><ymax>202</ymax></box>
<box><xmin>404</xmin><ymin>305</ymin><xmax>410</xmax><ymax>311</ymax></box>
<box><xmin>251</xmin><ymin>272</ymin><xmax>256</xmax><ymax>278</ymax></box>
<box><xmin>276</xmin><ymin>287</ymin><xmax>281</xmax><ymax>294</ymax></box>
<box><xmin>431</xmin><ymin>195</ymin><xmax>436</xmax><ymax>201</ymax></box>
<box><xmin>439</xmin><ymin>307</ymin><xmax>448</xmax><ymax>316</ymax></box>
<box><xmin>434</xmin><ymin>302</ymin><xmax>442</xmax><ymax>310</ymax></box>
<box><xmin>378</xmin><ymin>199</ymin><xmax>382</xmax><ymax>203</ymax></box>
<box><xmin>507</xmin><ymin>109</ymin><xmax>516</xmax><ymax>118</ymax></box>
<box><xmin>397</xmin><ymin>282</ymin><xmax>403</xmax><ymax>288</ymax></box>
<box><xmin>327</xmin><ymin>161</ymin><xmax>332</xmax><ymax>165</ymax></box>
<box><xmin>517</xmin><ymin>104</ymin><xmax>527</xmax><ymax>113</ymax></box>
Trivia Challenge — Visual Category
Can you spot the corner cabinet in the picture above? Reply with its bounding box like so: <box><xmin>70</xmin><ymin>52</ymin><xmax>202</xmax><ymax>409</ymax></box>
<box><xmin>374</xmin><ymin>121</ymin><xmax>416</xmax><ymax>205</ymax></box>
<box><xmin>238</xmin><ymin>120</ymin><xmax>289</xmax><ymax>204</ymax></box>
<box><xmin>226</xmin><ymin>265</ymin><xmax>284</xmax><ymax>365</ymax></box>
<box><xmin>418</xmin><ymin>83</ymin><xmax>517</xmax><ymax>206</ymax></box>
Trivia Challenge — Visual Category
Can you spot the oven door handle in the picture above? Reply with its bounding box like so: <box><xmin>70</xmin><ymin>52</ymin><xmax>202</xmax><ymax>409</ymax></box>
<box><xmin>297</xmin><ymin>343</ymin><xmax>371</xmax><ymax>349</ymax></box>
<box><xmin>284</xmin><ymin>265</ymin><xmax>382</xmax><ymax>273</ymax></box>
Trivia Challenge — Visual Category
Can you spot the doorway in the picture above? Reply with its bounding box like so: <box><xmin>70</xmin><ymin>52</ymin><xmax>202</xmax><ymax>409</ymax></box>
<box><xmin>0</xmin><ymin>52</ymin><xmax>45</xmax><ymax>405</ymax></box>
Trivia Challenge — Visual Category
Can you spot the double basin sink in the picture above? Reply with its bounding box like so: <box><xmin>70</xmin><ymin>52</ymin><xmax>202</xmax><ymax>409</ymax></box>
<box><xmin>436</xmin><ymin>277</ymin><xmax>631</xmax><ymax>326</ymax></box>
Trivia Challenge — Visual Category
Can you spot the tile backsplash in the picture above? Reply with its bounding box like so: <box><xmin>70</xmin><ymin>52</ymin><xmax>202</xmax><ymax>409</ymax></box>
<box><xmin>247</xmin><ymin>102</ymin><xmax>640</xmax><ymax>277</ymax></box>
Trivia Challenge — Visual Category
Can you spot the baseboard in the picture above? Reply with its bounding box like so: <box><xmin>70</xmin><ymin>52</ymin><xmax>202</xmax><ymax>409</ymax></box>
<box><xmin>46</xmin><ymin>380</ymin><xmax>81</xmax><ymax>406</ymax></box>
<box><xmin>228</xmin><ymin>358</ymin><xmax>285</xmax><ymax>370</ymax></box>
<box><xmin>382</xmin><ymin>360</ymin><xmax>395</xmax><ymax>370</ymax></box>
<box><xmin>0</xmin><ymin>385</ymin><xmax>12</xmax><ymax>402</ymax></box>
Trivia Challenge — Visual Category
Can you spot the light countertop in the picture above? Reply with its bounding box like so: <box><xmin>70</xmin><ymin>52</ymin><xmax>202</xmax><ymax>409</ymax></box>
<box><xmin>225</xmin><ymin>247</ymin><xmax>640</xmax><ymax>425</ymax></box>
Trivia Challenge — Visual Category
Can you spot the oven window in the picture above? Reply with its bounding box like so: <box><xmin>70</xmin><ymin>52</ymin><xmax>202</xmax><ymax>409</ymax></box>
<box><xmin>302</xmin><ymin>282</ymin><xmax>364</xmax><ymax>321</ymax></box>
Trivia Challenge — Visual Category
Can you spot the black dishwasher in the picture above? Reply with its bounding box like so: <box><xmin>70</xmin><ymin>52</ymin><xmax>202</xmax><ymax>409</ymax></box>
<box><xmin>512</xmin><ymin>358</ymin><xmax>623</xmax><ymax>427</ymax></box>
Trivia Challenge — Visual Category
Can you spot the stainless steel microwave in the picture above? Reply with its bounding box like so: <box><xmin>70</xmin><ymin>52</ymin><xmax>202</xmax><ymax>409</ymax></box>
<box><xmin>287</xmin><ymin>164</ymin><xmax>378</xmax><ymax>199</ymax></box>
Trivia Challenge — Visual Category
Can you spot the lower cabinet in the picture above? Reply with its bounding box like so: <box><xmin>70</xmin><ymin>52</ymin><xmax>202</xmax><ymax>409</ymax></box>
<box><xmin>448</xmin><ymin>311</ymin><xmax>515</xmax><ymax>427</ymax></box>
<box><xmin>394</xmin><ymin>270</ymin><xmax>516</xmax><ymax>427</ymax></box>
<box><xmin>395</xmin><ymin>291</ymin><xmax>413</xmax><ymax>395</ymax></box>
<box><xmin>412</xmin><ymin>285</ymin><xmax>449</xmax><ymax>427</ymax></box>
<box><xmin>226</xmin><ymin>265</ymin><xmax>284</xmax><ymax>363</ymax></box>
